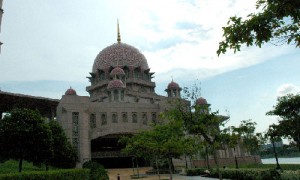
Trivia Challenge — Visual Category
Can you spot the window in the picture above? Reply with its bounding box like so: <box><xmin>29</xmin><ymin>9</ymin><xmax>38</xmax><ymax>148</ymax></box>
<box><xmin>124</xmin><ymin>67</ymin><xmax>130</xmax><ymax>78</ymax></box>
<box><xmin>114</xmin><ymin>90</ymin><xmax>118</xmax><ymax>101</ymax></box>
<box><xmin>151</xmin><ymin>112</ymin><xmax>157</xmax><ymax>124</ymax></box>
<box><xmin>132</xmin><ymin>112</ymin><xmax>137</xmax><ymax>123</ymax></box>
<box><xmin>90</xmin><ymin>113</ymin><xmax>96</xmax><ymax>128</ymax></box>
<box><xmin>99</xmin><ymin>71</ymin><xmax>105</xmax><ymax>80</ymax></box>
<box><xmin>72</xmin><ymin>112</ymin><xmax>80</xmax><ymax>159</ymax></box>
<box><xmin>112</xmin><ymin>112</ymin><xmax>118</xmax><ymax>123</ymax></box>
<box><xmin>101</xmin><ymin>113</ymin><xmax>107</xmax><ymax>125</ymax></box>
<box><xmin>122</xmin><ymin>112</ymin><xmax>128</xmax><ymax>122</ymax></box>
<box><xmin>172</xmin><ymin>90</ymin><xmax>176</xmax><ymax>97</ymax></box>
<box><xmin>142</xmin><ymin>112</ymin><xmax>147</xmax><ymax>125</ymax></box>
<box><xmin>134</xmin><ymin>69</ymin><xmax>139</xmax><ymax>79</ymax></box>
<box><xmin>108</xmin><ymin>91</ymin><xmax>112</xmax><ymax>102</ymax></box>
<box><xmin>121</xmin><ymin>90</ymin><xmax>124</xmax><ymax>101</ymax></box>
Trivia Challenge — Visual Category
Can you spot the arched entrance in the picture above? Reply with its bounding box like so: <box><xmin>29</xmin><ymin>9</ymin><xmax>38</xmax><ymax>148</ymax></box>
<box><xmin>91</xmin><ymin>134</ymin><xmax>148</xmax><ymax>168</ymax></box>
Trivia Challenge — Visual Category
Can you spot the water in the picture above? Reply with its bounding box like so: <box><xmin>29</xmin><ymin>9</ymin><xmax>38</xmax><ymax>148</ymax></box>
<box><xmin>261</xmin><ymin>157</ymin><xmax>300</xmax><ymax>164</ymax></box>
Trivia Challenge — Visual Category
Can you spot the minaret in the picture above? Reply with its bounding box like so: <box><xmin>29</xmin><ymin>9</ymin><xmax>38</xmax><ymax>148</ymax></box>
<box><xmin>117</xmin><ymin>19</ymin><xmax>121</xmax><ymax>43</ymax></box>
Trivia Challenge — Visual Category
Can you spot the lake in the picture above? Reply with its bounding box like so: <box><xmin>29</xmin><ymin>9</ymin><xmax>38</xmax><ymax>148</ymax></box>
<box><xmin>261</xmin><ymin>157</ymin><xmax>300</xmax><ymax>164</ymax></box>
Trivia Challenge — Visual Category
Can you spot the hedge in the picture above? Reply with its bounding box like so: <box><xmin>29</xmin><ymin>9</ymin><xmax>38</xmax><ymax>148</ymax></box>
<box><xmin>0</xmin><ymin>169</ymin><xmax>89</xmax><ymax>180</ymax></box>
<box><xmin>187</xmin><ymin>168</ymin><xmax>300</xmax><ymax>180</ymax></box>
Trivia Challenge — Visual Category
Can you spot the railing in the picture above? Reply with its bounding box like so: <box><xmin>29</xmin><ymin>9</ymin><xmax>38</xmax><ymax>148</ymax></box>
<box><xmin>91</xmin><ymin>151</ymin><xmax>129</xmax><ymax>158</ymax></box>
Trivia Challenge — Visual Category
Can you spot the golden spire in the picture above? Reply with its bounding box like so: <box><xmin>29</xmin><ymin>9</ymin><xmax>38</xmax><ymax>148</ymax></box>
<box><xmin>117</xmin><ymin>19</ymin><xmax>121</xmax><ymax>43</ymax></box>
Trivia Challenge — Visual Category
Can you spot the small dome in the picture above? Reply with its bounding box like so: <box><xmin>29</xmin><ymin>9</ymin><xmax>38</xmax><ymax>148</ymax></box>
<box><xmin>167</xmin><ymin>81</ymin><xmax>181</xmax><ymax>89</ymax></box>
<box><xmin>65</xmin><ymin>87</ymin><xmax>77</xmax><ymax>95</ymax></box>
<box><xmin>110</xmin><ymin>67</ymin><xmax>125</xmax><ymax>77</ymax></box>
<box><xmin>196</xmin><ymin>97</ymin><xmax>208</xmax><ymax>105</ymax></box>
<box><xmin>107</xmin><ymin>80</ymin><xmax>125</xmax><ymax>89</ymax></box>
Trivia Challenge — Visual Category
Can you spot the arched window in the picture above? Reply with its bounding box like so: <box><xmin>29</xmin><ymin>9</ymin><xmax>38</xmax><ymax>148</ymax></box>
<box><xmin>112</xmin><ymin>113</ymin><xmax>118</xmax><ymax>123</ymax></box>
<box><xmin>142</xmin><ymin>112</ymin><xmax>147</xmax><ymax>125</ymax></box>
<box><xmin>121</xmin><ymin>90</ymin><xmax>124</xmax><ymax>101</ymax></box>
<box><xmin>114</xmin><ymin>90</ymin><xmax>118</xmax><ymax>101</ymax></box>
<box><xmin>132</xmin><ymin>112</ymin><xmax>137</xmax><ymax>123</ymax></box>
<box><xmin>134</xmin><ymin>68</ymin><xmax>139</xmax><ymax>79</ymax></box>
<box><xmin>90</xmin><ymin>113</ymin><xmax>96</xmax><ymax>128</ymax></box>
<box><xmin>151</xmin><ymin>112</ymin><xmax>157</xmax><ymax>124</ymax></box>
<box><xmin>122</xmin><ymin>112</ymin><xmax>128</xmax><ymax>122</ymax></box>
<box><xmin>123</xmin><ymin>66</ymin><xmax>130</xmax><ymax>78</ymax></box>
<box><xmin>108</xmin><ymin>91</ymin><xmax>112</xmax><ymax>102</ymax></box>
<box><xmin>101</xmin><ymin>113</ymin><xmax>107</xmax><ymax>125</ymax></box>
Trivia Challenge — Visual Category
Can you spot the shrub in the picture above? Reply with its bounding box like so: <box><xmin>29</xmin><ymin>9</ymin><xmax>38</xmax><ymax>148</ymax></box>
<box><xmin>0</xmin><ymin>169</ymin><xmax>89</xmax><ymax>180</ymax></box>
<box><xmin>186</xmin><ymin>167</ymin><xmax>300</xmax><ymax>179</ymax></box>
<box><xmin>186</xmin><ymin>168</ymin><xmax>211</xmax><ymax>176</ymax></box>
<box><xmin>281</xmin><ymin>170</ymin><xmax>300</xmax><ymax>180</ymax></box>
<box><xmin>82</xmin><ymin>160</ymin><xmax>109</xmax><ymax>180</ymax></box>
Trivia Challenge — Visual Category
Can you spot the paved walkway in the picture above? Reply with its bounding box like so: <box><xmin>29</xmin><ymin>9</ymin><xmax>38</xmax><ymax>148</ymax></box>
<box><xmin>107</xmin><ymin>167</ymin><xmax>220</xmax><ymax>180</ymax></box>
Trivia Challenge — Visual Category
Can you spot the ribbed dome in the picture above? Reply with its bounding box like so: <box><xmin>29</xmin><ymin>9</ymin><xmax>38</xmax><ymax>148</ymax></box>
<box><xmin>65</xmin><ymin>87</ymin><xmax>77</xmax><ymax>95</ymax></box>
<box><xmin>107</xmin><ymin>79</ymin><xmax>125</xmax><ymax>89</ymax></box>
<box><xmin>92</xmin><ymin>43</ymin><xmax>149</xmax><ymax>73</ymax></box>
<box><xmin>167</xmin><ymin>81</ymin><xmax>180</xmax><ymax>89</ymax></box>
<box><xmin>196</xmin><ymin>97</ymin><xmax>208</xmax><ymax>105</ymax></box>
<box><xmin>110</xmin><ymin>67</ymin><xmax>125</xmax><ymax>77</ymax></box>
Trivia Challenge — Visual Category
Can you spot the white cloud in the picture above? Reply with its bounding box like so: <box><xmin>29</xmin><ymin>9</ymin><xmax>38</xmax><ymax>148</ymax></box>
<box><xmin>277</xmin><ymin>84</ymin><xmax>300</xmax><ymax>97</ymax></box>
<box><xmin>0</xmin><ymin>0</ymin><xmax>293</xmax><ymax>85</ymax></box>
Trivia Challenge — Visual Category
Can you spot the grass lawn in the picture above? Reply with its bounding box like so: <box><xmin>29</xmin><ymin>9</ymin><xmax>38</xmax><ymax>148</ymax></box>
<box><xmin>0</xmin><ymin>160</ymin><xmax>48</xmax><ymax>174</ymax></box>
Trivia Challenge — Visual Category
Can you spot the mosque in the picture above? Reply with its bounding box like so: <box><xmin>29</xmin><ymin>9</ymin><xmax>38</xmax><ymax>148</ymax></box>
<box><xmin>56</xmin><ymin>24</ymin><xmax>185</xmax><ymax>168</ymax></box>
<box><xmin>56</xmin><ymin>24</ymin><xmax>260</xmax><ymax>168</ymax></box>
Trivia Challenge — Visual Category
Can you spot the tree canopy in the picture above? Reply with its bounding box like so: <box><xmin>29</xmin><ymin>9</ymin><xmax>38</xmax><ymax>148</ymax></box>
<box><xmin>0</xmin><ymin>108</ymin><xmax>52</xmax><ymax>172</ymax></box>
<box><xmin>48</xmin><ymin>120</ymin><xmax>77</xmax><ymax>169</ymax></box>
<box><xmin>120</xmin><ymin>118</ymin><xmax>196</xmax><ymax>179</ymax></box>
<box><xmin>217</xmin><ymin>0</ymin><xmax>300</xmax><ymax>55</ymax></box>
<box><xmin>267</xmin><ymin>93</ymin><xmax>300</xmax><ymax>151</ymax></box>
<box><xmin>0</xmin><ymin>108</ymin><xmax>77</xmax><ymax>172</ymax></box>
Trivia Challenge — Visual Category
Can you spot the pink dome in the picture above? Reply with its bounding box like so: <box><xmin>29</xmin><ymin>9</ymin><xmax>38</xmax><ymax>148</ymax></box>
<box><xmin>65</xmin><ymin>87</ymin><xmax>77</xmax><ymax>95</ymax></box>
<box><xmin>167</xmin><ymin>81</ymin><xmax>180</xmax><ymax>89</ymax></box>
<box><xmin>110</xmin><ymin>67</ymin><xmax>125</xmax><ymax>76</ymax></box>
<box><xmin>107</xmin><ymin>80</ymin><xmax>125</xmax><ymax>89</ymax></box>
<box><xmin>196</xmin><ymin>97</ymin><xmax>208</xmax><ymax>105</ymax></box>
<box><xmin>92</xmin><ymin>43</ymin><xmax>149</xmax><ymax>73</ymax></box>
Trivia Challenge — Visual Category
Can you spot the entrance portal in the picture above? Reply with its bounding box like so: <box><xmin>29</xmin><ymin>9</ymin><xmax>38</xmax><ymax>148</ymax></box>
<box><xmin>91</xmin><ymin>135</ymin><xmax>148</xmax><ymax>168</ymax></box>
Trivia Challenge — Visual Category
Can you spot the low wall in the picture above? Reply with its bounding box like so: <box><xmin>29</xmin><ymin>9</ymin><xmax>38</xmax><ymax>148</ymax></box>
<box><xmin>193</xmin><ymin>155</ymin><xmax>261</xmax><ymax>167</ymax></box>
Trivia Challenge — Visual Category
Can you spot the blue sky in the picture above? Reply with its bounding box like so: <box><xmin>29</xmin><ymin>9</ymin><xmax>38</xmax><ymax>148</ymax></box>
<box><xmin>0</xmin><ymin>0</ymin><xmax>299</xmax><ymax>136</ymax></box>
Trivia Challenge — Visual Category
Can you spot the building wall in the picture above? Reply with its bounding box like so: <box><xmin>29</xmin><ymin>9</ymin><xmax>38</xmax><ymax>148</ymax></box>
<box><xmin>56</xmin><ymin>93</ymin><xmax>171</xmax><ymax>166</ymax></box>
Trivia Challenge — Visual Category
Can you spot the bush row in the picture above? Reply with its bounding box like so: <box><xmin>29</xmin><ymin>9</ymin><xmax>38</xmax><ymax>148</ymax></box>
<box><xmin>0</xmin><ymin>169</ymin><xmax>90</xmax><ymax>180</ymax></box>
<box><xmin>233</xmin><ymin>163</ymin><xmax>300</xmax><ymax>171</ymax></box>
<box><xmin>187</xmin><ymin>168</ymin><xmax>300</xmax><ymax>180</ymax></box>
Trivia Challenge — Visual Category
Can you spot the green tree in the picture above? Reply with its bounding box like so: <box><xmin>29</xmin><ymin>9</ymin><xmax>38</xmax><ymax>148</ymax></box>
<box><xmin>172</xmin><ymin>84</ymin><xmax>229</xmax><ymax>180</ymax></box>
<box><xmin>120</xmin><ymin>118</ymin><xmax>195</xmax><ymax>180</ymax></box>
<box><xmin>222</xmin><ymin>120</ymin><xmax>263</xmax><ymax>169</ymax></box>
<box><xmin>48</xmin><ymin>120</ymin><xmax>77</xmax><ymax>169</ymax></box>
<box><xmin>0</xmin><ymin>108</ymin><xmax>52</xmax><ymax>172</ymax></box>
<box><xmin>265</xmin><ymin>124</ymin><xmax>282</xmax><ymax>170</ymax></box>
<box><xmin>184</xmin><ymin>102</ymin><xmax>229</xmax><ymax>180</ymax></box>
<box><xmin>221</xmin><ymin>126</ymin><xmax>241</xmax><ymax>169</ymax></box>
<box><xmin>236</xmin><ymin>120</ymin><xmax>262</xmax><ymax>155</ymax></box>
<box><xmin>217</xmin><ymin>0</ymin><xmax>300</xmax><ymax>56</ymax></box>
<box><xmin>267</xmin><ymin>93</ymin><xmax>300</xmax><ymax>151</ymax></box>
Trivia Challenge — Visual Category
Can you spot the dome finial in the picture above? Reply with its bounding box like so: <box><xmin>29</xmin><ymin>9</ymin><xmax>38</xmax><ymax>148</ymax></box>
<box><xmin>117</xmin><ymin>19</ymin><xmax>121</xmax><ymax>43</ymax></box>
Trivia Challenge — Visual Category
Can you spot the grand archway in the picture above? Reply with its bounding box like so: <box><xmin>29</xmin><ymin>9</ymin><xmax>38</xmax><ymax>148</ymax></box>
<box><xmin>91</xmin><ymin>134</ymin><xmax>148</xmax><ymax>168</ymax></box>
